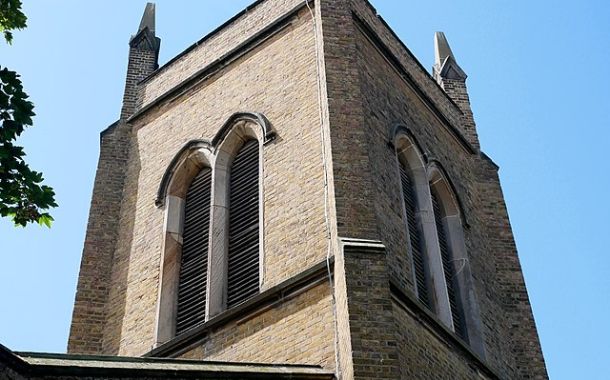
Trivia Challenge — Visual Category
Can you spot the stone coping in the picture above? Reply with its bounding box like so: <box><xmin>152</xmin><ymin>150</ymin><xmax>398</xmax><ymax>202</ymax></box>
<box><xmin>1</xmin><ymin>344</ymin><xmax>334</xmax><ymax>379</ymax></box>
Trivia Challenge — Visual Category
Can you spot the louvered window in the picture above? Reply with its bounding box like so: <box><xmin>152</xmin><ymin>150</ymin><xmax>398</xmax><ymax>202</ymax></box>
<box><xmin>399</xmin><ymin>163</ymin><xmax>431</xmax><ymax>310</ymax></box>
<box><xmin>227</xmin><ymin>139</ymin><xmax>260</xmax><ymax>308</ymax></box>
<box><xmin>175</xmin><ymin>167</ymin><xmax>211</xmax><ymax>336</ymax></box>
<box><xmin>432</xmin><ymin>191</ymin><xmax>465</xmax><ymax>339</ymax></box>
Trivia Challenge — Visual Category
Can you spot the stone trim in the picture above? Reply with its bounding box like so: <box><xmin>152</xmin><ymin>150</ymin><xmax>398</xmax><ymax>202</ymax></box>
<box><xmin>426</xmin><ymin>159</ymin><xmax>470</xmax><ymax>228</ymax></box>
<box><xmin>387</xmin><ymin>124</ymin><xmax>428</xmax><ymax>163</ymax></box>
<box><xmin>392</xmin><ymin>131</ymin><xmax>454</xmax><ymax>329</ymax></box>
<box><xmin>389</xmin><ymin>125</ymin><xmax>470</xmax><ymax>228</ymax></box>
<box><xmin>147</xmin><ymin>259</ymin><xmax>333</xmax><ymax>358</ymax></box>
<box><xmin>427</xmin><ymin>163</ymin><xmax>486</xmax><ymax>358</ymax></box>
<box><xmin>1</xmin><ymin>345</ymin><xmax>333</xmax><ymax>379</ymax></box>
<box><xmin>156</xmin><ymin>113</ymin><xmax>274</xmax><ymax>208</ymax></box>
<box><xmin>156</xmin><ymin>140</ymin><xmax>213</xmax><ymax>207</ymax></box>
<box><xmin>155</xmin><ymin>141</ymin><xmax>214</xmax><ymax>346</ymax></box>
<box><xmin>211</xmin><ymin>112</ymin><xmax>276</xmax><ymax>148</ymax></box>
<box><xmin>392</xmin><ymin>132</ymin><xmax>439</xmax><ymax>310</ymax></box>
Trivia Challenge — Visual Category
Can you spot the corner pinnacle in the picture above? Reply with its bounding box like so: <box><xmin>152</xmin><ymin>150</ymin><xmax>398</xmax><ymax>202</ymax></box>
<box><xmin>138</xmin><ymin>3</ymin><xmax>156</xmax><ymax>34</ymax></box>
<box><xmin>433</xmin><ymin>31</ymin><xmax>467</xmax><ymax>82</ymax></box>
<box><xmin>434</xmin><ymin>32</ymin><xmax>455</xmax><ymax>68</ymax></box>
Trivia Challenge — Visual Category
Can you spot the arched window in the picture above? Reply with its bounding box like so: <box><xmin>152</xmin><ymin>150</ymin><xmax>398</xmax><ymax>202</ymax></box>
<box><xmin>428</xmin><ymin>163</ymin><xmax>485</xmax><ymax>356</ymax></box>
<box><xmin>227</xmin><ymin>139</ymin><xmax>260</xmax><ymax>308</ymax></box>
<box><xmin>154</xmin><ymin>141</ymin><xmax>213</xmax><ymax>345</ymax></box>
<box><xmin>393</xmin><ymin>130</ymin><xmax>436</xmax><ymax>312</ymax></box>
<box><xmin>399</xmin><ymin>161</ymin><xmax>430</xmax><ymax>309</ymax></box>
<box><xmin>154</xmin><ymin>113</ymin><xmax>273</xmax><ymax>346</ymax></box>
<box><xmin>175</xmin><ymin>166</ymin><xmax>212</xmax><ymax>335</ymax></box>
<box><xmin>431</xmin><ymin>188</ymin><xmax>465</xmax><ymax>339</ymax></box>
<box><xmin>391</xmin><ymin>127</ymin><xmax>484</xmax><ymax>356</ymax></box>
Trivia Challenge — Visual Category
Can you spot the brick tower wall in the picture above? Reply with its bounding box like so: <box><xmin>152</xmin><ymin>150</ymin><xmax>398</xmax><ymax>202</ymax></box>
<box><xmin>98</xmin><ymin>5</ymin><xmax>336</xmax><ymax>366</ymax></box>
<box><xmin>317</xmin><ymin>0</ymin><xmax>548</xmax><ymax>378</ymax></box>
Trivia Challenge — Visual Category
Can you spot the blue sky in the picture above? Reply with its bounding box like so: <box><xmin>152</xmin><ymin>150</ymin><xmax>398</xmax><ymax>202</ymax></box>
<box><xmin>1</xmin><ymin>1</ymin><xmax>608</xmax><ymax>379</ymax></box>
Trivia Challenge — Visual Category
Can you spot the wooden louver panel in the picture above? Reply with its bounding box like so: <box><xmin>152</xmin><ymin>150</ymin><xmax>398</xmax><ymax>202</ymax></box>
<box><xmin>176</xmin><ymin>167</ymin><xmax>211</xmax><ymax>336</ymax></box>
<box><xmin>431</xmin><ymin>191</ymin><xmax>465</xmax><ymax>339</ymax></box>
<box><xmin>227</xmin><ymin>140</ymin><xmax>260</xmax><ymax>309</ymax></box>
<box><xmin>400</xmin><ymin>164</ymin><xmax>431</xmax><ymax>309</ymax></box>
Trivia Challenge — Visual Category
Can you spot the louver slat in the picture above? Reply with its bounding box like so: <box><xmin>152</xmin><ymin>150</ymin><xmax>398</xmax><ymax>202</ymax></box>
<box><xmin>175</xmin><ymin>167</ymin><xmax>211</xmax><ymax>336</ymax></box>
<box><xmin>227</xmin><ymin>140</ymin><xmax>260</xmax><ymax>309</ymax></box>
<box><xmin>432</xmin><ymin>192</ymin><xmax>465</xmax><ymax>339</ymax></box>
<box><xmin>400</xmin><ymin>164</ymin><xmax>431</xmax><ymax>309</ymax></box>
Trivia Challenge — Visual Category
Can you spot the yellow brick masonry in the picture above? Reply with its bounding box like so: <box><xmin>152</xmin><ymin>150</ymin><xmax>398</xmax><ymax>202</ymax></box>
<box><xmin>102</xmin><ymin>9</ymin><xmax>328</xmax><ymax>357</ymax></box>
<box><xmin>140</xmin><ymin>0</ymin><xmax>304</xmax><ymax>107</ymax></box>
<box><xmin>179</xmin><ymin>282</ymin><xmax>335</xmax><ymax>369</ymax></box>
<box><xmin>68</xmin><ymin>0</ymin><xmax>548</xmax><ymax>378</ymax></box>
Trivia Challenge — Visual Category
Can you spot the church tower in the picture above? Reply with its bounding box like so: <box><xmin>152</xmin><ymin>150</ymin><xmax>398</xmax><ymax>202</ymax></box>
<box><xmin>66</xmin><ymin>1</ymin><xmax>548</xmax><ymax>379</ymax></box>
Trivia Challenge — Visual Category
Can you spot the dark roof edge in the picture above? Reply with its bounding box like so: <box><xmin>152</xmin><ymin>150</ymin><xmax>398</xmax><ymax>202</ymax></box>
<box><xmin>139</xmin><ymin>0</ymin><xmax>268</xmax><ymax>86</ymax></box>
<box><xmin>10</xmin><ymin>346</ymin><xmax>333</xmax><ymax>379</ymax></box>
<box><xmin>19</xmin><ymin>364</ymin><xmax>333</xmax><ymax>379</ymax></box>
<box><xmin>16</xmin><ymin>351</ymin><xmax>319</xmax><ymax>369</ymax></box>
<box><xmin>0</xmin><ymin>343</ymin><xmax>30</xmax><ymax>373</ymax></box>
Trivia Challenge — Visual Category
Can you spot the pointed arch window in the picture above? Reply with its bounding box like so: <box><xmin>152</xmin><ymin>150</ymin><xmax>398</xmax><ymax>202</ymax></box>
<box><xmin>427</xmin><ymin>164</ymin><xmax>485</xmax><ymax>355</ymax></box>
<box><xmin>431</xmin><ymin>189</ymin><xmax>465</xmax><ymax>339</ymax></box>
<box><xmin>391</xmin><ymin>127</ymin><xmax>484</xmax><ymax>356</ymax></box>
<box><xmin>175</xmin><ymin>166</ymin><xmax>212</xmax><ymax>336</ymax></box>
<box><xmin>155</xmin><ymin>113</ymin><xmax>273</xmax><ymax>347</ymax></box>
<box><xmin>399</xmin><ymin>162</ymin><xmax>430</xmax><ymax>309</ymax></box>
<box><xmin>227</xmin><ymin>139</ymin><xmax>260</xmax><ymax>308</ymax></box>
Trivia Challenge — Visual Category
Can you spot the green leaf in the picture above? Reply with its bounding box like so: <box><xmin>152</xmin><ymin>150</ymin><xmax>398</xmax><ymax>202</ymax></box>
<box><xmin>0</xmin><ymin>3</ymin><xmax>56</xmax><ymax>228</ymax></box>
<box><xmin>38</xmin><ymin>213</ymin><xmax>53</xmax><ymax>228</ymax></box>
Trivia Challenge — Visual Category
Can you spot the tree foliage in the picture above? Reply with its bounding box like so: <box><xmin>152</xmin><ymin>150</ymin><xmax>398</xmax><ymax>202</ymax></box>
<box><xmin>0</xmin><ymin>0</ymin><xmax>27</xmax><ymax>45</ymax></box>
<box><xmin>1</xmin><ymin>0</ymin><xmax>57</xmax><ymax>227</ymax></box>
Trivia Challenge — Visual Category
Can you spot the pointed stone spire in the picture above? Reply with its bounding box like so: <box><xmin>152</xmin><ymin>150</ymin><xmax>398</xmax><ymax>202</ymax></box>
<box><xmin>121</xmin><ymin>3</ymin><xmax>161</xmax><ymax>120</ymax></box>
<box><xmin>138</xmin><ymin>3</ymin><xmax>156</xmax><ymax>34</ymax></box>
<box><xmin>130</xmin><ymin>3</ymin><xmax>160</xmax><ymax>51</ymax></box>
<box><xmin>432</xmin><ymin>32</ymin><xmax>479</xmax><ymax>150</ymax></box>
<box><xmin>434</xmin><ymin>32</ymin><xmax>454</xmax><ymax>67</ymax></box>
<box><xmin>433</xmin><ymin>32</ymin><xmax>467</xmax><ymax>83</ymax></box>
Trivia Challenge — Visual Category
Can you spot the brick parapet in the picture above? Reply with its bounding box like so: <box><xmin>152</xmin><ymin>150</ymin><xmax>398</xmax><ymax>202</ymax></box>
<box><xmin>122</xmin><ymin>31</ymin><xmax>160</xmax><ymax>120</ymax></box>
<box><xmin>138</xmin><ymin>0</ymin><xmax>304</xmax><ymax>109</ymax></box>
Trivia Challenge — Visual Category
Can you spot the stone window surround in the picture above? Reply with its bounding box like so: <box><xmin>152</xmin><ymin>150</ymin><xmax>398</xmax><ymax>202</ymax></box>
<box><xmin>154</xmin><ymin>112</ymin><xmax>275</xmax><ymax>347</ymax></box>
<box><xmin>391</xmin><ymin>125</ymin><xmax>485</xmax><ymax>358</ymax></box>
